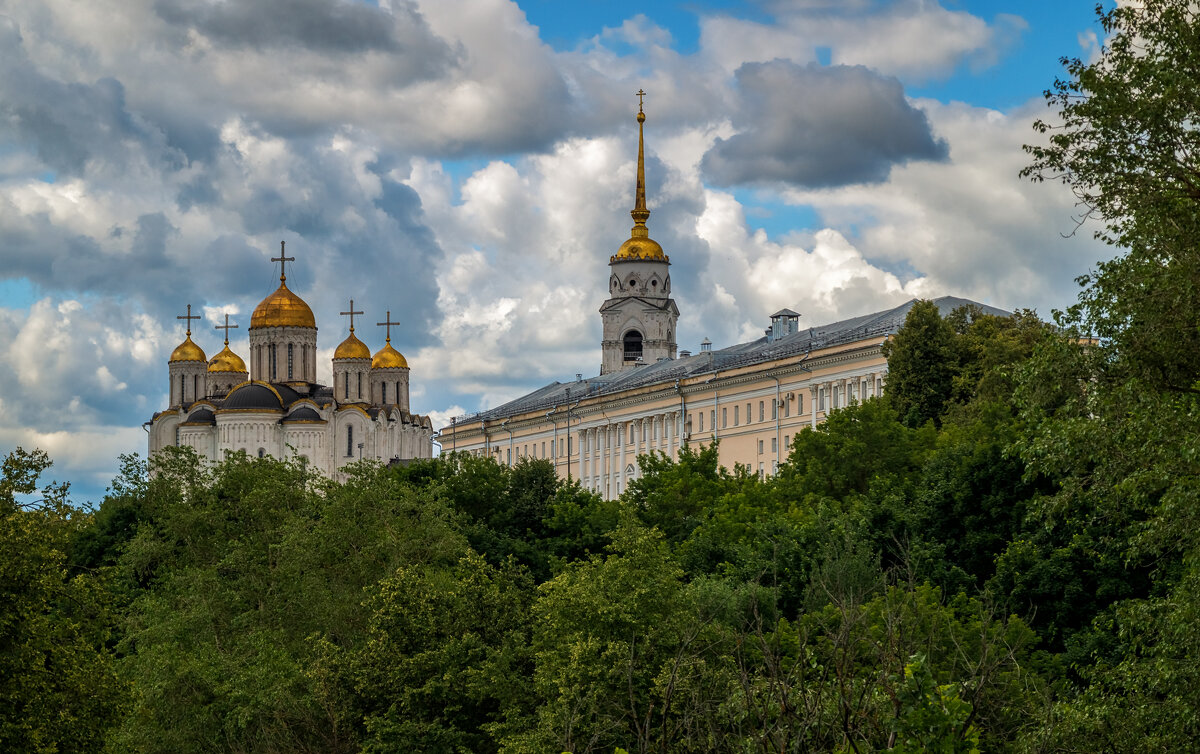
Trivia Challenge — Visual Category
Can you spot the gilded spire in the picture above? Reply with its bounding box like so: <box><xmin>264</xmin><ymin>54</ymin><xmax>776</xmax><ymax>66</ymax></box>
<box><xmin>631</xmin><ymin>89</ymin><xmax>649</xmax><ymax>232</ymax></box>
<box><xmin>612</xmin><ymin>90</ymin><xmax>667</xmax><ymax>262</ymax></box>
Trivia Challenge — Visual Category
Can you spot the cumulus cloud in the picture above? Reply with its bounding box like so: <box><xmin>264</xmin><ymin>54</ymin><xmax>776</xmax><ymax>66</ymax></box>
<box><xmin>701</xmin><ymin>61</ymin><xmax>947</xmax><ymax>188</ymax></box>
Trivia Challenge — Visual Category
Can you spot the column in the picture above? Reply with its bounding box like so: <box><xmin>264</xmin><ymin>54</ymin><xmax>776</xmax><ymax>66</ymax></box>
<box><xmin>580</xmin><ymin>429</ymin><xmax>589</xmax><ymax>485</ymax></box>
<box><xmin>665</xmin><ymin>412</ymin><xmax>674</xmax><ymax>460</ymax></box>
<box><xmin>619</xmin><ymin>422</ymin><xmax>627</xmax><ymax>490</ymax></box>
<box><xmin>810</xmin><ymin>386</ymin><xmax>818</xmax><ymax>428</ymax></box>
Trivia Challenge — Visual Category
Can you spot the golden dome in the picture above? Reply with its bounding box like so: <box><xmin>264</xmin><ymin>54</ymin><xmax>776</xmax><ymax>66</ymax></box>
<box><xmin>208</xmin><ymin>344</ymin><xmax>247</xmax><ymax>373</ymax></box>
<box><xmin>250</xmin><ymin>282</ymin><xmax>316</xmax><ymax>329</ymax></box>
<box><xmin>372</xmin><ymin>341</ymin><xmax>409</xmax><ymax>369</ymax></box>
<box><xmin>169</xmin><ymin>335</ymin><xmax>206</xmax><ymax>363</ymax></box>
<box><xmin>614</xmin><ymin>234</ymin><xmax>666</xmax><ymax>261</ymax></box>
<box><xmin>334</xmin><ymin>330</ymin><xmax>371</xmax><ymax>360</ymax></box>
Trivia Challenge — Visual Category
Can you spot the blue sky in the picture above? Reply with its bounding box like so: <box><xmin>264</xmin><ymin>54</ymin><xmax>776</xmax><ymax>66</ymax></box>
<box><xmin>0</xmin><ymin>0</ymin><xmax>1113</xmax><ymax>502</ymax></box>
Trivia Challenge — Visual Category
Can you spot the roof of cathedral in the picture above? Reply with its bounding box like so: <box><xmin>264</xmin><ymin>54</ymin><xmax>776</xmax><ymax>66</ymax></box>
<box><xmin>334</xmin><ymin>330</ymin><xmax>371</xmax><ymax>360</ymax></box>
<box><xmin>169</xmin><ymin>335</ymin><xmax>206</xmax><ymax>363</ymax></box>
<box><xmin>223</xmin><ymin>382</ymin><xmax>286</xmax><ymax>411</ymax></box>
<box><xmin>283</xmin><ymin>407</ymin><xmax>324</xmax><ymax>422</ymax></box>
<box><xmin>208</xmin><ymin>344</ymin><xmax>247</xmax><ymax>373</ymax></box>
<box><xmin>456</xmin><ymin>296</ymin><xmax>1008</xmax><ymax>423</ymax></box>
<box><xmin>182</xmin><ymin>408</ymin><xmax>215</xmax><ymax>425</ymax></box>
<box><xmin>251</xmin><ymin>281</ymin><xmax>316</xmax><ymax>329</ymax></box>
<box><xmin>372</xmin><ymin>341</ymin><xmax>408</xmax><ymax>369</ymax></box>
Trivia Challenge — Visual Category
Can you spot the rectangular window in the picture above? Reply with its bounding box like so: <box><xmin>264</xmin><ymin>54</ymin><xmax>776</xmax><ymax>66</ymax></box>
<box><xmin>734</xmin><ymin>405</ymin><xmax>739</xmax><ymax>426</ymax></box>
<box><xmin>542</xmin><ymin>442</ymin><xmax>546</xmax><ymax>457</ymax></box>
<box><xmin>698</xmin><ymin>412</ymin><xmax>704</xmax><ymax>432</ymax></box>
<box><xmin>746</xmin><ymin>403</ymin><xmax>752</xmax><ymax>423</ymax></box>
<box><xmin>357</xmin><ymin>372</ymin><xmax>362</xmax><ymax>399</ymax></box>
<box><xmin>383</xmin><ymin>382</ymin><xmax>388</xmax><ymax>404</ymax></box>
<box><xmin>758</xmin><ymin>462</ymin><xmax>764</xmax><ymax>480</ymax></box>
<box><xmin>797</xmin><ymin>394</ymin><xmax>803</xmax><ymax>414</ymax></box>
<box><xmin>784</xmin><ymin>399</ymin><xmax>790</xmax><ymax>418</ymax></box>
<box><xmin>759</xmin><ymin>401</ymin><xmax>764</xmax><ymax>422</ymax></box>
<box><xmin>347</xmin><ymin>425</ymin><xmax>354</xmax><ymax>457</ymax></box>
<box><xmin>785</xmin><ymin>434</ymin><xmax>790</xmax><ymax>448</ymax></box>
<box><xmin>771</xmin><ymin>399</ymin><xmax>778</xmax><ymax>419</ymax></box>
<box><xmin>771</xmin><ymin>437</ymin><xmax>777</xmax><ymax>453</ymax></box>
<box><xmin>721</xmin><ymin>408</ymin><xmax>727</xmax><ymax>428</ymax></box>
<box><xmin>819</xmin><ymin>388</ymin><xmax>825</xmax><ymax>411</ymax></box>
<box><xmin>710</xmin><ymin>410</ymin><xmax>715</xmax><ymax>432</ymax></box>
<box><xmin>758</xmin><ymin>439</ymin><xmax>763</xmax><ymax>454</ymax></box>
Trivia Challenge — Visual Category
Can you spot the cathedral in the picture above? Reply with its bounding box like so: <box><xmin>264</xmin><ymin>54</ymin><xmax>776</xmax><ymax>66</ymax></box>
<box><xmin>148</xmin><ymin>251</ymin><xmax>435</xmax><ymax>472</ymax></box>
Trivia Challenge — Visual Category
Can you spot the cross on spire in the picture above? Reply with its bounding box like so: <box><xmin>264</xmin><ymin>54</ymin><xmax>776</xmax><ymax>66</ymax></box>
<box><xmin>177</xmin><ymin>304</ymin><xmax>201</xmax><ymax>336</ymax></box>
<box><xmin>377</xmin><ymin>310</ymin><xmax>400</xmax><ymax>343</ymax></box>
<box><xmin>271</xmin><ymin>240</ymin><xmax>295</xmax><ymax>284</ymax></box>
<box><xmin>636</xmin><ymin>88</ymin><xmax>646</xmax><ymax>113</ymax></box>
<box><xmin>340</xmin><ymin>299</ymin><xmax>364</xmax><ymax>333</ymax></box>
<box><xmin>214</xmin><ymin>313</ymin><xmax>238</xmax><ymax>345</ymax></box>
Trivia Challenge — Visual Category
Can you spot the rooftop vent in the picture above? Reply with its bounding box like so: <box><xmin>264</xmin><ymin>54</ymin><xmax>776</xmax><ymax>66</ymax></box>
<box><xmin>679</xmin><ymin>349</ymin><xmax>691</xmax><ymax>358</ymax></box>
<box><xmin>700</xmin><ymin>338</ymin><xmax>713</xmax><ymax>353</ymax></box>
<box><xmin>767</xmin><ymin>308</ymin><xmax>801</xmax><ymax>343</ymax></box>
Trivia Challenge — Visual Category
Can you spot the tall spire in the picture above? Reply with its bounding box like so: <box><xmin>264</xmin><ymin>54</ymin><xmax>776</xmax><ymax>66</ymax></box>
<box><xmin>631</xmin><ymin>89</ymin><xmax>650</xmax><ymax>233</ymax></box>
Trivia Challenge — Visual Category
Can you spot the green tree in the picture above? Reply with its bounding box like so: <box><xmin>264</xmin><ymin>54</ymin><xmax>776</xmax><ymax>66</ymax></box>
<box><xmin>881</xmin><ymin>300</ymin><xmax>959</xmax><ymax>427</ymax></box>
<box><xmin>0</xmin><ymin>448</ymin><xmax>125</xmax><ymax>752</ymax></box>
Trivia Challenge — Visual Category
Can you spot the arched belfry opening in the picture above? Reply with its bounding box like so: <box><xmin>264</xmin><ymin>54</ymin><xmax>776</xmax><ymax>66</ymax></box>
<box><xmin>623</xmin><ymin>330</ymin><xmax>644</xmax><ymax>362</ymax></box>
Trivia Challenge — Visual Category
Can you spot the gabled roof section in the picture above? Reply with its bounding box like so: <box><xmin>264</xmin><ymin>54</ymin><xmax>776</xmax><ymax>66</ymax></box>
<box><xmin>455</xmin><ymin>297</ymin><xmax>1007</xmax><ymax>424</ymax></box>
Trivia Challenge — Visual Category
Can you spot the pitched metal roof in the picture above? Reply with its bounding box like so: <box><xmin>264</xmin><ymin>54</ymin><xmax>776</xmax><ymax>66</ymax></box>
<box><xmin>454</xmin><ymin>297</ymin><xmax>1007</xmax><ymax>423</ymax></box>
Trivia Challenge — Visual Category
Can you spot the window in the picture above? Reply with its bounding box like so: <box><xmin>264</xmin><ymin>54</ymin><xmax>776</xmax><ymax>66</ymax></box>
<box><xmin>287</xmin><ymin>343</ymin><xmax>294</xmax><ymax>380</ymax></box>
<box><xmin>559</xmin><ymin>438</ymin><xmax>564</xmax><ymax>456</ymax></box>
<box><xmin>698</xmin><ymin>412</ymin><xmax>704</xmax><ymax>432</ymax></box>
<box><xmin>734</xmin><ymin>405</ymin><xmax>739</xmax><ymax>426</ymax></box>
<box><xmin>758</xmin><ymin>462</ymin><xmax>764</xmax><ymax>480</ymax></box>
<box><xmin>507</xmin><ymin>448</ymin><xmax>512</xmax><ymax>465</ymax></box>
<box><xmin>785</xmin><ymin>434</ymin><xmax>790</xmax><ymax>448</ymax></box>
<box><xmin>178</xmin><ymin>374</ymin><xmax>184</xmax><ymax>404</ymax></box>
<box><xmin>771</xmin><ymin>437</ymin><xmax>777</xmax><ymax>453</ymax></box>
<box><xmin>542</xmin><ymin>442</ymin><xmax>546</xmax><ymax>457</ymax></box>
<box><xmin>746</xmin><ymin>403</ymin><xmax>752</xmax><ymax>423</ymax></box>
<box><xmin>346</xmin><ymin>425</ymin><xmax>354</xmax><ymax>457</ymax></box>
<box><xmin>257</xmin><ymin>448</ymin><xmax>265</xmax><ymax>459</ymax></box>
<box><xmin>784</xmin><ymin>399</ymin><xmax>790</xmax><ymax>418</ymax></box>
<box><xmin>771</xmin><ymin>399</ymin><xmax>778</xmax><ymax>419</ymax></box>
<box><xmin>194</xmin><ymin>375</ymin><xmax>200</xmax><ymax>401</ymax></box>
<box><xmin>270</xmin><ymin>344</ymin><xmax>277</xmax><ymax>380</ymax></box>
<box><xmin>759</xmin><ymin>401</ymin><xmax>764</xmax><ymax>422</ymax></box>
<box><xmin>344</xmin><ymin>372</ymin><xmax>349</xmax><ymax>399</ymax></box>
<box><xmin>758</xmin><ymin>439</ymin><xmax>764</xmax><ymax>454</ymax></box>
<box><xmin>395</xmin><ymin>381</ymin><xmax>401</xmax><ymax>405</ymax></box>
<box><xmin>819</xmin><ymin>388</ymin><xmax>825</xmax><ymax>411</ymax></box>
<box><xmin>382</xmin><ymin>382</ymin><xmax>388</xmax><ymax>404</ymax></box>
<box><xmin>710</xmin><ymin>410</ymin><xmax>715</xmax><ymax>431</ymax></box>
<box><xmin>721</xmin><ymin>408</ymin><xmax>727</xmax><ymax>428</ymax></box>
<box><xmin>623</xmin><ymin>330</ymin><xmax>643</xmax><ymax>362</ymax></box>
<box><xmin>175</xmin><ymin>427</ymin><xmax>180</xmax><ymax>446</ymax></box>
<box><xmin>797</xmin><ymin>394</ymin><xmax>803</xmax><ymax>414</ymax></box>
<box><xmin>357</xmin><ymin>372</ymin><xmax>362</xmax><ymax>399</ymax></box>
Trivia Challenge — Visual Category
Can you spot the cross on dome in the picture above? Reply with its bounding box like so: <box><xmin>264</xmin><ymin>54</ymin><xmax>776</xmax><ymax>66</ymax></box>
<box><xmin>341</xmin><ymin>299</ymin><xmax>364</xmax><ymax>333</ymax></box>
<box><xmin>377</xmin><ymin>311</ymin><xmax>400</xmax><ymax>343</ymax></box>
<box><xmin>271</xmin><ymin>241</ymin><xmax>295</xmax><ymax>284</ymax></box>
<box><xmin>214</xmin><ymin>313</ymin><xmax>238</xmax><ymax>345</ymax></box>
<box><xmin>177</xmin><ymin>304</ymin><xmax>201</xmax><ymax>336</ymax></box>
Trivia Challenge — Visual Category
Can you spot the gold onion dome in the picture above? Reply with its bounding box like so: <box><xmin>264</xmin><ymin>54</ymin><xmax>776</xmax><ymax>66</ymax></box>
<box><xmin>251</xmin><ymin>282</ymin><xmax>316</xmax><ymax>329</ymax></box>
<box><xmin>372</xmin><ymin>341</ymin><xmax>409</xmax><ymax>369</ymax></box>
<box><xmin>169</xmin><ymin>335</ymin><xmax>206</xmax><ymax>363</ymax></box>
<box><xmin>208</xmin><ymin>345</ymin><xmax>247</xmax><ymax>373</ymax></box>
<box><xmin>334</xmin><ymin>330</ymin><xmax>371</xmax><ymax>360</ymax></box>
<box><xmin>613</xmin><ymin>98</ymin><xmax>668</xmax><ymax>262</ymax></box>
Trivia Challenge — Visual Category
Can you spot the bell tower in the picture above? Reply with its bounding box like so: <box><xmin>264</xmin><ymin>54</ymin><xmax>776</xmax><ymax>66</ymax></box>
<box><xmin>600</xmin><ymin>92</ymin><xmax>679</xmax><ymax>375</ymax></box>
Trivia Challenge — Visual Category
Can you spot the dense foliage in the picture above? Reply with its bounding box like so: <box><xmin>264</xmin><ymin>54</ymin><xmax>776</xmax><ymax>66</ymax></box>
<box><xmin>8</xmin><ymin>2</ymin><xmax>1200</xmax><ymax>749</ymax></box>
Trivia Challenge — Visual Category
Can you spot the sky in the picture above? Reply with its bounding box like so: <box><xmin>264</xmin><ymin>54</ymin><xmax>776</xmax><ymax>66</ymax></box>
<box><xmin>0</xmin><ymin>0</ymin><xmax>1114</xmax><ymax>503</ymax></box>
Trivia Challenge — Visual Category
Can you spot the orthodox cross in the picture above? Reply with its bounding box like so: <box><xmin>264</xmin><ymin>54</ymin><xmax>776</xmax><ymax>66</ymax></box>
<box><xmin>636</xmin><ymin>88</ymin><xmax>646</xmax><ymax>113</ymax></box>
<box><xmin>214</xmin><ymin>313</ymin><xmax>238</xmax><ymax>345</ymax></box>
<box><xmin>177</xmin><ymin>304</ymin><xmax>201</xmax><ymax>336</ymax></box>
<box><xmin>377</xmin><ymin>311</ymin><xmax>400</xmax><ymax>343</ymax></box>
<box><xmin>340</xmin><ymin>299</ymin><xmax>364</xmax><ymax>333</ymax></box>
<box><xmin>271</xmin><ymin>241</ymin><xmax>295</xmax><ymax>283</ymax></box>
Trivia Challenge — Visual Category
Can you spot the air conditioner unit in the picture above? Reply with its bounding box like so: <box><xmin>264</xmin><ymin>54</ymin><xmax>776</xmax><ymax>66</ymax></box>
<box><xmin>785</xmin><ymin>392</ymin><xmax>795</xmax><ymax>401</ymax></box>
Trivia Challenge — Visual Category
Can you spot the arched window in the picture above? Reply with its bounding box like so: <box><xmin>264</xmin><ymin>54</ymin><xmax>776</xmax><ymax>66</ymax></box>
<box><xmin>382</xmin><ymin>382</ymin><xmax>388</xmax><ymax>404</ymax></box>
<box><xmin>623</xmin><ymin>330</ymin><xmax>643</xmax><ymax>362</ymax></box>
<box><xmin>257</xmin><ymin>447</ymin><xmax>265</xmax><ymax>459</ymax></box>
<box><xmin>287</xmin><ymin>343</ymin><xmax>294</xmax><ymax>380</ymax></box>
<box><xmin>269</xmin><ymin>344</ymin><xmax>277</xmax><ymax>380</ymax></box>
<box><xmin>178</xmin><ymin>374</ymin><xmax>184</xmax><ymax>403</ymax></box>
<box><xmin>347</xmin><ymin>425</ymin><xmax>354</xmax><ymax>457</ymax></box>
<box><xmin>357</xmin><ymin>372</ymin><xmax>362</xmax><ymax>399</ymax></box>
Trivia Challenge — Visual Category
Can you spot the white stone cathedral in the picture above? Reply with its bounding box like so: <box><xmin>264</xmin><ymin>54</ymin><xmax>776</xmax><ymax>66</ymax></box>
<box><xmin>148</xmin><ymin>250</ymin><xmax>435</xmax><ymax>473</ymax></box>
